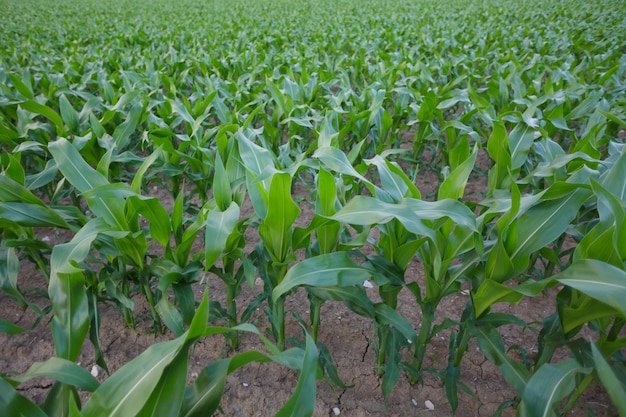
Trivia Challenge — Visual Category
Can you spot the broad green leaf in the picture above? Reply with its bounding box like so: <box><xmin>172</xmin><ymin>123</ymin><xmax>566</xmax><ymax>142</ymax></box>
<box><xmin>204</xmin><ymin>202</ymin><xmax>240</xmax><ymax>269</ymax></box>
<box><xmin>42</xmin><ymin>382</ymin><xmax>81</xmax><ymax>417</ymax></box>
<box><xmin>601</xmin><ymin>144</ymin><xmax>626</xmax><ymax>201</ymax></box>
<box><xmin>82</xmin><ymin>337</ymin><xmax>185</xmax><ymax>417</ymax></box>
<box><xmin>509</xmin><ymin>122</ymin><xmax>538</xmax><ymax>170</ymax></box>
<box><xmin>180</xmin><ymin>359</ymin><xmax>229</xmax><ymax>417</ymax></box>
<box><xmin>155</xmin><ymin>297</ymin><xmax>185</xmax><ymax>337</ymax></box>
<box><xmin>258</xmin><ymin>172</ymin><xmax>300</xmax><ymax>264</ymax></box>
<box><xmin>0</xmin><ymin>247</ymin><xmax>26</xmax><ymax>308</ymax></box>
<box><xmin>130</xmin><ymin>147</ymin><xmax>162</xmax><ymax>194</ymax></box>
<box><xmin>374</xmin><ymin>303</ymin><xmax>417</xmax><ymax>344</ymax></box>
<box><xmin>59</xmin><ymin>94</ymin><xmax>80</xmax><ymax>134</ymax></box>
<box><xmin>11</xmin><ymin>357</ymin><xmax>99</xmax><ymax>392</ymax></box>
<box><xmin>49</xmin><ymin>218</ymin><xmax>107</xmax><ymax>361</ymax></box>
<box><xmin>0</xmin><ymin>377</ymin><xmax>48</xmax><ymax>417</ymax></box>
<box><xmin>0</xmin><ymin>201</ymin><xmax>69</xmax><ymax>228</ymax></box>
<box><xmin>274</xmin><ymin>333</ymin><xmax>319</xmax><ymax>417</ymax></box>
<box><xmin>511</xmin><ymin>186</ymin><xmax>590</xmax><ymax>260</ymax></box>
<box><xmin>332</xmin><ymin>196</ymin><xmax>477</xmax><ymax>238</ymax></box>
<box><xmin>181</xmin><ymin>349</ymin><xmax>281</xmax><ymax>417</ymax></box>
<box><xmin>0</xmin><ymin>319</ymin><xmax>25</xmax><ymax>334</ymax></box>
<box><xmin>21</xmin><ymin>100</ymin><xmax>64</xmax><ymax>133</ymax></box>
<box><xmin>308</xmin><ymin>286</ymin><xmax>376</xmax><ymax>318</ymax></box>
<box><xmin>274</xmin><ymin>252</ymin><xmax>379</xmax><ymax>300</ymax></box>
<box><xmin>136</xmin><ymin>353</ymin><xmax>188</xmax><ymax>417</ymax></box>
<box><xmin>213</xmin><ymin>151</ymin><xmax>232</xmax><ymax>211</ymax></box>
<box><xmin>128</xmin><ymin>196</ymin><xmax>170</xmax><ymax>247</ymax></box>
<box><xmin>50</xmin><ymin>270</ymin><xmax>90</xmax><ymax>362</ymax></box>
<box><xmin>112</xmin><ymin>102</ymin><xmax>142</xmax><ymax>150</ymax></box>
<box><xmin>48</xmin><ymin>138</ymin><xmax>108</xmax><ymax>192</ymax></box>
<box><xmin>366</xmin><ymin>155</ymin><xmax>408</xmax><ymax>202</ymax></box>
<box><xmin>438</xmin><ymin>146</ymin><xmax>477</xmax><ymax>200</ymax></box>
<box><xmin>0</xmin><ymin>174</ymin><xmax>45</xmax><ymax>205</ymax></box>
<box><xmin>521</xmin><ymin>359</ymin><xmax>590</xmax><ymax>417</ymax></box>
<box><xmin>469</xmin><ymin>322</ymin><xmax>530</xmax><ymax>394</ymax></box>
<box><xmin>553</xmin><ymin>259</ymin><xmax>626</xmax><ymax>317</ymax></box>
<box><xmin>314</xmin><ymin>146</ymin><xmax>373</xmax><ymax>188</ymax></box>
<box><xmin>591</xmin><ymin>343</ymin><xmax>626</xmax><ymax>416</ymax></box>
<box><xmin>315</xmin><ymin>168</ymin><xmax>340</xmax><ymax>254</ymax></box>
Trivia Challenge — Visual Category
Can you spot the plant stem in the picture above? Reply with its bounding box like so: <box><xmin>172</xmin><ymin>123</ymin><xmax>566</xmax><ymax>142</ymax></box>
<box><xmin>413</xmin><ymin>303</ymin><xmax>435</xmax><ymax>375</ymax></box>
<box><xmin>376</xmin><ymin>326</ymin><xmax>388</xmax><ymax>376</ymax></box>
<box><xmin>274</xmin><ymin>297</ymin><xmax>286</xmax><ymax>350</ymax></box>
<box><xmin>310</xmin><ymin>295</ymin><xmax>322</xmax><ymax>343</ymax></box>
<box><xmin>226</xmin><ymin>283</ymin><xmax>239</xmax><ymax>349</ymax></box>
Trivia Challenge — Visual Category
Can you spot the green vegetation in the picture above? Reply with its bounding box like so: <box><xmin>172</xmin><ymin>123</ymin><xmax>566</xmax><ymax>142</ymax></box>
<box><xmin>1</xmin><ymin>0</ymin><xmax>626</xmax><ymax>415</ymax></box>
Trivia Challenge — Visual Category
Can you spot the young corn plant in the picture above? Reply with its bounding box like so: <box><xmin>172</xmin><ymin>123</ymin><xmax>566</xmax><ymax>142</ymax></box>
<box><xmin>1</xmin><ymin>293</ymin><xmax>321</xmax><ymax>417</ymax></box>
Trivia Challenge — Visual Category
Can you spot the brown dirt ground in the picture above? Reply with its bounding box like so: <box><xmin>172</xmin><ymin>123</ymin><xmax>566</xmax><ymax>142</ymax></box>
<box><xmin>0</xmin><ymin>150</ymin><xmax>617</xmax><ymax>417</ymax></box>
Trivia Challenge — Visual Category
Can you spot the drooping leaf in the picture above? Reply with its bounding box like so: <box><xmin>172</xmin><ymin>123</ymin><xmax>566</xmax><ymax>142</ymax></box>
<box><xmin>0</xmin><ymin>377</ymin><xmax>49</xmax><ymax>417</ymax></box>
<box><xmin>273</xmin><ymin>252</ymin><xmax>379</xmax><ymax>300</ymax></box>
<box><xmin>274</xmin><ymin>333</ymin><xmax>319</xmax><ymax>417</ymax></box>
<box><xmin>590</xmin><ymin>343</ymin><xmax>626</xmax><ymax>416</ymax></box>
<box><xmin>521</xmin><ymin>359</ymin><xmax>590</xmax><ymax>417</ymax></box>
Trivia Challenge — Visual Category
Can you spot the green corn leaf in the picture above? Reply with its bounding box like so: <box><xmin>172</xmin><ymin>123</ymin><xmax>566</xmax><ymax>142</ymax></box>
<box><xmin>601</xmin><ymin>144</ymin><xmax>626</xmax><ymax>201</ymax></box>
<box><xmin>0</xmin><ymin>247</ymin><xmax>27</xmax><ymax>308</ymax></box>
<box><xmin>374</xmin><ymin>303</ymin><xmax>418</xmax><ymax>344</ymax></box>
<box><xmin>49</xmin><ymin>219</ymin><xmax>106</xmax><ymax>361</ymax></box>
<box><xmin>314</xmin><ymin>146</ymin><xmax>374</xmax><ymax>189</ymax></box>
<box><xmin>0</xmin><ymin>319</ymin><xmax>25</xmax><ymax>334</ymax></box>
<box><xmin>553</xmin><ymin>259</ymin><xmax>626</xmax><ymax>317</ymax></box>
<box><xmin>258</xmin><ymin>172</ymin><xmax>300</xmax><ymax>264</ymax></box>
<box><xmin>128</xmin><ymin>196</ymin><xmax>171</xmax><ymax>247</ymax></box>
<box><xmin>485</xmin><ymin>239</ymin><xmax>515</xmax><ymax>283</ymax></box>
<box><xmin>136</xmin><ymin>353</ymin><xmax>188</xmax><ymax>417</ymax></box>
<box><xmin>438</xmin><ymin>146</ymin><xmax>477</xmax><ymax>200</ymax></box>
<box><xmin>42</xmin><ymin>382</ymin><xmax>81</xmax><ymax>417</ymax></box>
<box><xmin>213</xmin><ymin>151</ymin><xmax>232</xmax><ymax>211</ymax></box>
<box><xmin>130</xmin><ymin>147</ymin><xmax>162</xmax><ymax>194</ymax></box>
<box><xmin>181</xmin><ymin>351</ymin><xmax>275</xmax><ymax>417</ymax></box>
<box><xmin>274</xmin><ymin>333</ymin><xmax>319</xmax><ymax>417</ymax></box>
<box><xmin>9</xmin><ymin>73</ymin><xmax>34</xmax><ymax>98</ymax></box>
<box><xmin>315</xmin><ymin>168</ymin><xmax>340</xmax><ymax>254</ymax></box>
<box><xmin>155</xmin><ymin>297</ymin><xmax>185</xmax><ymax>337</ymax></box>
<box><xmin>21</xmin><ymin>100</ymin><xmax>64</xmax><ymax>134</ymax></box>
<box><xmin>82</xmin><ymin>337</ymin><xmax>185</xmax><ymax>417</ymax></box>
<box><xmin>10</xmin><ymin>357</ymin><xmax>99</xmax><ymax>392</ymax></box>
<box><xmin>509</xmin><ymin>122</ymin><xmax>538</xmax><ymax>170</ymax></box>
<box><xmin>273</xmin><ymin>252</ymin><xmax>378</xmax><ymax>301</ymax></box>
<box><xmin>510</xmin><ymin>186</ymin><xmax>590</xmax><ymax>260</ymax></box>
<box><xmin>205</xmin><ymin>203</ymin><xmax>240</xmax><ymax>270</ymax></box>
<box><xmin>59</xmin><ymin>94</ymin><xmax>80</xmax><ymax>134</ymax></box>
<box><xmin>26</xmin><ymin>159</ymin><xmax>59</xmax><ymax>190</ymax></box>
<box><xmin>561</xmin><ymin>296</ymin><xmax>621</xmax><ymax>334</ymax></box>
<box><xmin>590</xmin><ymin>343</ymin><xmax>626</xmax><ymax>416</ymax></box>
<box><xmin>112</xmin><ymin>102</ymin><xmax>142</xmax><ymax>150</ymax></box>
<box><xmin>308</xmin><ymin>286</ymin><xmax>376</xmax><ymax>318</ymax></box>
<box><xmin>50</xmin><ymin>270</ymin><xmax>90</xmax><ymax>362</ymax></box>
<box><xmin>237</xmin><ymin>131</ymin><xmax>274</xmax><ymax>218</ymax></box>
<box><xmin>180</xmin><ymin>359</ymin><xmax>229</xmax><ymax>417</ymax></box>
<box><xmin>83</xmin><ymin>294</ymin><xmax>210</xmax><ymax>417</ymax></box>
<box><xmin>48</xmin><ymin>138</ymin><xmax>108</xmax><ymax>192</ymax></box>
<box><xmin>469</xmin><ymin>322</ymin><xmax>530</xmax><ymax>394</ymax></box>
<box><xmin>0</xmin><ymin>201</ymin><xmax>69</xmax><ymax>228</ymax></box>
<box><xmin>366</xmin><ymin>155</ymin><xmax>409</xmax><ymax>202</ymax></box>
<box><xmin>0</xmin><ymin>174</ymin><xmax>46</xmax><ymax>205</ymax></box>
<box><xmin>0</xmin><ymin>377</ymin><xmax>48</xmax><ymax>417</ymax></box>
<box><xmin>521</xmin><ymin>359</ymin><xmax>590</xmax><ymax>417</ymax></box>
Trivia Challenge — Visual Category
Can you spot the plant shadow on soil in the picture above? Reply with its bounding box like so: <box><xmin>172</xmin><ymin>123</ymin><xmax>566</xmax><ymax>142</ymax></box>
<box><xmin>0</xmin><ymin>151</ymin><xmax>616</xmax><ymax>417</ymax></box>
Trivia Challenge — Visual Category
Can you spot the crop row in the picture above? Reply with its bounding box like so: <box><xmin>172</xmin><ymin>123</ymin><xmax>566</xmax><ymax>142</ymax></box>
<box><xmin>1</xmin><ymin>0</ymin><xmax>626</xmax><ymax>415</ymax></box>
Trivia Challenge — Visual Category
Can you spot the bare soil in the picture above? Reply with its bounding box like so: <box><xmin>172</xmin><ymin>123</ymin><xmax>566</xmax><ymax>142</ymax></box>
<box><xmin>0</xmin><ymin>151</ymin><xmax>617</xmax><ymax>416</ymax></box>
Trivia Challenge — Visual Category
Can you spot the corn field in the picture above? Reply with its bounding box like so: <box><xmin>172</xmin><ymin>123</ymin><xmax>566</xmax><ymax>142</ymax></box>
<box><xmin>1</xmin><ymin>0</ymin><xmax>626</xmax><ymax>415</ymax></box>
